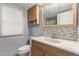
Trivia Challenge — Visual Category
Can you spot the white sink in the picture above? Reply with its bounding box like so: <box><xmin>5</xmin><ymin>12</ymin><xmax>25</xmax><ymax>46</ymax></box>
<box><xmin>44</xmin><ymin>37</ymin><xmax>60</xmax><ymax>43</ymax></box>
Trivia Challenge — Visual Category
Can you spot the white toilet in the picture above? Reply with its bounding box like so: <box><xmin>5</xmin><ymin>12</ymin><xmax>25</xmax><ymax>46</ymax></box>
<box><xmin>17</xmin><ymin>45</ymin><xmax>31</xmax><ymax>56</ymax></box>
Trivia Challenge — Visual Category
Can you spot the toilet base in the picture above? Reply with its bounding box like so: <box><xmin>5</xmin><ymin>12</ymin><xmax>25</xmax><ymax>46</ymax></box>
<box><xmin>17</xmin><ymin>51</ymin><xmax>30</xmax><ymax>56</ymax></box>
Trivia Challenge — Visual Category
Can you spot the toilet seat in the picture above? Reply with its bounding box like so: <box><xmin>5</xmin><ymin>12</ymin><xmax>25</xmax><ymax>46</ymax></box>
<box><xmin>17</xmin><ymin>45</ymin><xmax>31</xmax><ymax>56</ymax></box>
<box><xmin>18</xmin><ymin>45</ymin><xmax>30</xmax><ymax>52</ymax></box>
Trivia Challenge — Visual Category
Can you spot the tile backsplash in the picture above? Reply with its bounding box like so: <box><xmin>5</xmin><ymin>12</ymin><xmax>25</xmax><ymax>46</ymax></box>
<box><xmin>44</xmin><ymin>26</ymin><xmax>78</xmax><ymax>41</ymax></box>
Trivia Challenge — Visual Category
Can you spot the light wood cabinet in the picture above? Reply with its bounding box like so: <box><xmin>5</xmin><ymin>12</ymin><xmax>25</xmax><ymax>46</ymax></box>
<box><xmin>32</xmin><ymin>40</ymin><xmax>77</xmax><ymax>56</ymax></box>
<box><xmin>32</xmin><ymin>47</ymin><xmax>49</xmax><ymax>56</ymax></box>
<box><xmin>28</xmin><ymin>5</ymin><xmax>40</xmax><ymax>25</ymax></box>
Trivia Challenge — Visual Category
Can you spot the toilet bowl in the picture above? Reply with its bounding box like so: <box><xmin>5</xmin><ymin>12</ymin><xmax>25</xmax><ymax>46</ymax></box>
<box><xmin>17</xmin><ymin>45</ymin><xmax>30</xmax><ymax>56</ymax></box>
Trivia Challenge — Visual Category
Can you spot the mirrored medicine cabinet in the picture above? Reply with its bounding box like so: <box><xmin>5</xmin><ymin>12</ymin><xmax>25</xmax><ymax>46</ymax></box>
<box><xmin>42</xmin><ymin>3</ymin><xmax>77</xmax><ymax>28</ymax></box>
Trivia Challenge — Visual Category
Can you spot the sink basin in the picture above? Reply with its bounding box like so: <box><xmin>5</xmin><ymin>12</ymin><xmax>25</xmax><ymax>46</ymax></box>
<box><xmin>44</xmin><ymin>37</ymin><xmax>60</xmax><ymax>43</ymax></box>
<box><xmin>46</xmin><ymin>39</ymin><xmax>60</xmax><ymax>43</ymax></box>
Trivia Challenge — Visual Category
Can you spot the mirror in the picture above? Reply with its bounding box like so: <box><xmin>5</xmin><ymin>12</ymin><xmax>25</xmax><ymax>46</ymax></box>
<box><xmin>42</xmin><ymin>3</ymin><xmax>77</xmax><ymax>26</ymax></box>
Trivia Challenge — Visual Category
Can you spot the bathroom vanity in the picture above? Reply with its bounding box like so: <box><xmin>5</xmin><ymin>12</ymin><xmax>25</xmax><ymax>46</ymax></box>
<box><xmin>31</xmin><ymin>36</ymin><xmax>79</xmax><ymax>56</ymax></box>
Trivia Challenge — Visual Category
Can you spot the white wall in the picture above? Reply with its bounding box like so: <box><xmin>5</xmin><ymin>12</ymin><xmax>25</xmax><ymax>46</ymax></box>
<box><xmin>0</xmin><ymin>4</ymin><xmax>29</xmax><ymax>56</ymax></box>
<box><xmin>78</xmin><ymin>4</ymin><xmax>79</xmax><ymax>42</ymax></box>
<box><xmin>30</xmin><ymin>25</ymin><xmax>44</xmax><ymax>36</ymax></box>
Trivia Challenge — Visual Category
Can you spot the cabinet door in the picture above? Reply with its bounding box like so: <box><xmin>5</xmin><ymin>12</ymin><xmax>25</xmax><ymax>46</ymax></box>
<box><xmin>28</xmin><ymin>5</ymin><xmax>37</xmax><ymax>21</ymax></box>
<box><xmin>32</xmin><ymin>47</ymin><xmax>50</xmax><ymax>56</ymax></box>
<box><xmin>28</xmin><ymin>9</ymin><xmax>32</xmax><ymax>21</ymax></box>
<box><xmin>32</xmin><ymin>5</ymin><xmax>37</xmax><ymax>20</ymax></box>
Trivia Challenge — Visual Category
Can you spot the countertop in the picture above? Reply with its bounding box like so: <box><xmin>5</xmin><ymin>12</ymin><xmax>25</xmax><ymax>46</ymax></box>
<box><xmin>31</xmin><ymin>36</ymin><xmax>79</xmax><ymax>55</ymax></box>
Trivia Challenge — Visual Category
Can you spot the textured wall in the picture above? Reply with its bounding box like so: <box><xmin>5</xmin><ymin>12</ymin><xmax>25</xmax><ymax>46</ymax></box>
<box><xmin>44</xmin><ymin>26</ymin><xmax>78</xmax><ymax>41</ymax></box>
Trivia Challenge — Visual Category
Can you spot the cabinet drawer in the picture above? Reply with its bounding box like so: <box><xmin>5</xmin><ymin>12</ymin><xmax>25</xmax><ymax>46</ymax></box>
<box><xmin>32</xmin><ymin>40</ymin><xmax>77</xmax><ymax>56</ymax></box>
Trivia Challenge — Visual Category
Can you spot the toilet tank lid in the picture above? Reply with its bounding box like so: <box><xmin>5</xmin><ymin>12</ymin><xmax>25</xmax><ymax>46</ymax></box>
<box><xmin>18</xmin><ymin>45</ymin><xmax>30</xmax><ymax>51</ymax></box>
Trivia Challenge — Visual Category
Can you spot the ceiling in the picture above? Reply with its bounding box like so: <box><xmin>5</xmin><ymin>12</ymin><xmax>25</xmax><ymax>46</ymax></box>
<box><xmin>15</xmin><ymin>3</ymin><xmax>46</xmax><ymax>10</ymax></box>
<box><xmin>15</xmin><ymin>3</ymin><xmax>36</xmax><ymax>9</ymax></box>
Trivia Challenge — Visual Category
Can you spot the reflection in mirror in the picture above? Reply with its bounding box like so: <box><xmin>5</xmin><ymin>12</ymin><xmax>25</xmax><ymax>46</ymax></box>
<box><xmin>43</xmin><ymin>3</ymin><xmax>73</xmax><ymax>25</ymax></box>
